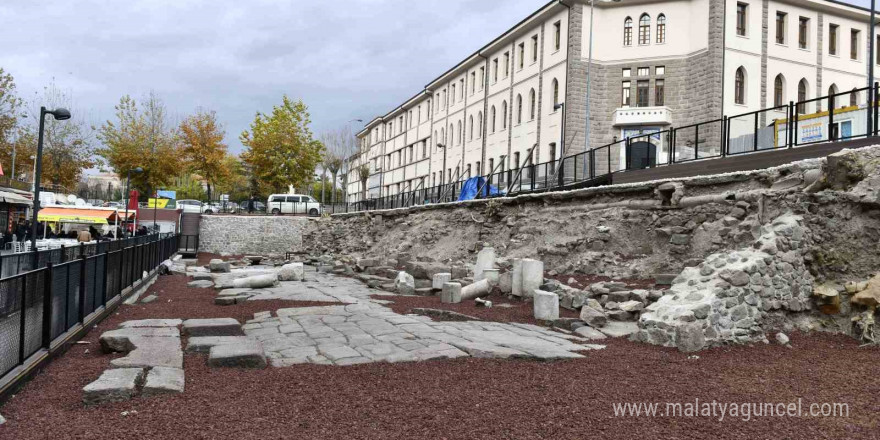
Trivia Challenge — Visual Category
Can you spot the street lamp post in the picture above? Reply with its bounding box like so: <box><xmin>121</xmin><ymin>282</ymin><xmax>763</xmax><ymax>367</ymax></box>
<box><xmin>30</xmin><ymin>107</ymin><xmax>71</xmax><ymax>251</ymax></box>
<box><xmin>554</xmin><ymin>102</ymin><xmax>566</xmax><ymax>184</ymax></box>
<box><xmin>123</xmin><ymin>167</ymin><xmax>143</xmax><ymax>239</ymax></box>
<box><xmin>584</xmin><ymin>0</ymin><xmax>621</xmax><ymax>172</ymax></box>
<box><xmin>869</xmin><ymin>0</ymin><xmax>876</xmax><ymax>137</ymax></box>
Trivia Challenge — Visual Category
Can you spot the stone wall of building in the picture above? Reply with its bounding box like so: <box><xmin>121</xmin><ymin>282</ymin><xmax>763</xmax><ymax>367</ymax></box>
<box><xmin>198</xmin><ymin>216</ymin><xmax>314</xmax><ymax>257</ymax></box>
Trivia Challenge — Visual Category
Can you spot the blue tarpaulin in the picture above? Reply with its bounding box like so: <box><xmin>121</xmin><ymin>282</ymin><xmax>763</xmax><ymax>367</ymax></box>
<box><xmin>458</xmin><ymin>176</ymin><xmax>500</xmax><ymax>201</ymax></box>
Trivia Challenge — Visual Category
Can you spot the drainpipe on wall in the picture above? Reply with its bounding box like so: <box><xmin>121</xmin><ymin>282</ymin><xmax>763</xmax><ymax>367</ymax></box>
<box><xmin>478</xmin><ymin>53</ymin><xmax>490</xmax><ymax>176</ymax></box>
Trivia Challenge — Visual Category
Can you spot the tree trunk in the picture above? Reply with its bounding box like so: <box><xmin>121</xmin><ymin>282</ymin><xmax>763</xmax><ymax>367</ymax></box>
<box><xmin>331</xmin><ymin>171</ymin><xmax>338</xmax><ymax>205</ymax></box>
<box><xmin>321</xmin><ymin>169</ymin><xmax>327</xmax><ymax>204</ymax></box>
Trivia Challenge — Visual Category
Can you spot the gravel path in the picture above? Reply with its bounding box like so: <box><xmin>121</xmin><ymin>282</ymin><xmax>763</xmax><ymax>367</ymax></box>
<box><xmin>0</xmin><ymin>275</ymin><xmax>878</xmax><ymax>439</ymax></box>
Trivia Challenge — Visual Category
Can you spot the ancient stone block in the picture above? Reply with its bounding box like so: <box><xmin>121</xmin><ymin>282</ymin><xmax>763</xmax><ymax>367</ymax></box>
<box><xmin>533</xmin><ymin>290</ymin><xmax>560</xmax><ymax>321</ymax></box>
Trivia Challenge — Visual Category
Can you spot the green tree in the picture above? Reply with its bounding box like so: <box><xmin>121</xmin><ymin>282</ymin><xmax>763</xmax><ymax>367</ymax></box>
<box><xmin>97</xmin><ymin>92</ymin><xmax>182</xmax><ymax>198</ymax></box>
<box><xmin>26</xmin><ymin>81</ymin><xmax>97</xmax><ymax>190</ymax></box>
<box><xmin>214</xmin><ymin>154</ymin><xmax>250</xmax><ymax>201</ymax></box>
<box><xmin>0</xmin><ymin>68</ymin><xmax>23</xmax><ymax>175</ymax></box>
<box><xmin>240</xmin><ymin>96</ymin><xmax>324</xmax><ymax>195</ymax></box>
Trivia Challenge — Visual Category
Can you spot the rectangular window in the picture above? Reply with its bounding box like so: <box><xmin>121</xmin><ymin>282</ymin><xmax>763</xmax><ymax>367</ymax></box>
<box><xmin>489</xmin><ymin>158</ymin><xmax>494</xmax><ymax>174</ymax></box>
<box><xmin>775</xmin><ymin>12</ymin><xmax>786</xmax><ymax>45</ymax></box>
<box><xmin>736</xmin><ymin>3</ymin><xmax>748</xmax><ymax>36</ymax></box>
<box><xmin>798</xmin><ymin>17</ymin><xmax>809</xmax><ymax>49</ymax></box>
<box><xmin>655</xmin><ymin>79</ymin><xmax>665</xmax><ymax>106</ymax></box>
<box><xmin>637</xmin><ymin>80</ymin><xmax>649</xmax><ymax>107</ymax></box>
<box><xmin>637</xmin><ymin>67</ymin><xmax>649</xmax><ymax>76</ymax></box>
<box><xmin>504</xmin><ymin>52</ymin><xmax>510</xmax><ymax>77</ymax></box>
<box><xmin>479</xmin><ymin>67</ymin><xmax>485</xmax><ymax>90</ymax></box>
<box><xmin>656</xmin><ymin>66</ymin><xmax>666</xmax><ymax>75</ymax></box>
<box><xmin>531</xmin><ymin>35</ymin><xmax>539</xmax><ymax>62</ymax></box>
<box><xmin>422</xmin><ymin>141</ymin><xmax>427</xmax><ymax>158</ymax></box>
<box><xmin>518</xmin><ymin>43</ymin><xmax>525</xmax><ymax>69</ymax></box>
<box><xmin>471</xmin><ymin>72</ymin><xmax>476</xmax><ymax>94</ymax></box>
<box><xmin>829</xmin><ymin>24</ymin><xmax>839</xmax><ymax>55</ymax></box>
<box><xmin>851</xmin><ymin>29</ymin><xmax>860</xmax><ymax>60</ymax></box>
<box><xmin>554</xmin><ymin>21</ymin><xmax>561</xmax><ymax>51</ymax></box>
<box><xmin>493</xmin><ymin>58</ymin><xmax>499</xmax><ymax>82</ymax></box>
<box><xmin>622</xmin><ymin>81</ymin><xmax>631</xmax><ymax>106</ymax></box>
<box><xmin>622</xmin><ymin>68</ymin><xmax>631</xmax><ymax>78</ymax></box>
<box><xmin>460</xmin><ymin>79</ymin><xmax>464</xmax><ymax>98</ymax></box>
<box><xmin>513</xmin><ymin>152</ymin><xmax>521</xmax><ymax>167</ymax></box>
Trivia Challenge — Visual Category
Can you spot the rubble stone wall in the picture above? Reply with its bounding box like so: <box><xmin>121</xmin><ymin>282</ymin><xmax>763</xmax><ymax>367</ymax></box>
<box><xmin>199</xmin><ymin>215</ymin><xmax>313</xmax><ymax>256</ymax></box>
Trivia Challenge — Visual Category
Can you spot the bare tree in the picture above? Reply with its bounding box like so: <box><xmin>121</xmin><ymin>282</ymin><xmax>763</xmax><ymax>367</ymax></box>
<box><xmin>321</xmin><ymin>125</ymin><xmax>360</xmax><ymax>204</ymax></box>
<box><xmin>357</xmin><ymin>163</ymin><xmax>370</xmax><ymax>201</ymax></box>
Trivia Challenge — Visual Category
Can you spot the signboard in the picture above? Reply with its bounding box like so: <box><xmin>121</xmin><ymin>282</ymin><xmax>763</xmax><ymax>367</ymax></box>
<box><xmin>147</xmin><ymin>198</ymin><xmax>170</xmax><ymax>208</ymax></box>
<box><xmin>157</xmin><ymin>190</ymin><xmax>177</xmax><ymax>200</ymax></box>
<box><xmin>800</xmin><ymin>121</ymin><xmax>824</xmax><ymax>143</ymax></box>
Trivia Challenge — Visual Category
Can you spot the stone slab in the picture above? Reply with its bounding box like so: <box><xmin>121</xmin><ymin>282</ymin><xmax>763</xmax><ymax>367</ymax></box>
<box><xmin>142</xmin><ymin>366</ymin><xmax>185</xmax><ymax>397</ymax></box>
<box><xmin>186</xmin><ymin>336</ymin><xmax>255</xmax><ymax>353</ymax></box>
<box><xmin>208</xmin><ymin>342</ymin><xmax>268</xmax><ymax>368</ymax></box>
<box><xmin>574</xmin><ymin>326</ymin><xmax>608</xmax><ymax>340</ymax></box>
<box><xmin>110</xmin><ymin>343</ymin><xmax>184</xmax><ymax>369</ymax></box>
<box><xmin>183</xmin><ymin>318</ymin><xmax>244</xmax><ymax>337</ymax></box>
<box><xmin>82</xmin><ymin>368</ymin><xmax>145</xmax><ymax>405</ymax></box>
<box><xmin>119</xmin><ymin>319</ymin><xmax>183</xmax><ymax>328</ymax></box>
<box><xmin>598</xmin><ymin>321</ymin><xmax>639</xmax><ymax>338</ymax></box>
<box><xmin>187</xmin><ymin>280</ymin><xmax>215</xmax><ymax>289</ymax></box>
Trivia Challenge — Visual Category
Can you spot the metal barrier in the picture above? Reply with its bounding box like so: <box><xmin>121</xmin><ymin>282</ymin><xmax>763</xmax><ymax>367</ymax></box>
<box><xmin>341</xmin><ymin>83</ymin><xmax>880</xmax><ymax>212</ymax></box>
<box><xmin>0</xmin><ymin>233</ymin><xmax>179</xmax><ymax>380</ymax></box>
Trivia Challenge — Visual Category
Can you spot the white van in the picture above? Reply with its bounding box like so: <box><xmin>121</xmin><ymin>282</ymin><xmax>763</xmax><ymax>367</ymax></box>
<box><xmin>266</xmin><ymin>194</ymin><xmax>322</xmax><ymax>216</ymax></box>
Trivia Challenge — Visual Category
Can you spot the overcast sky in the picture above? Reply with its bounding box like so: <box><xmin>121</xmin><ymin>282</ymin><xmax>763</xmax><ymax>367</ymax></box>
<box><xmin>0</xmin><ymin>0</ymin><xmax>873</xmax><ymax>158</ymax></box>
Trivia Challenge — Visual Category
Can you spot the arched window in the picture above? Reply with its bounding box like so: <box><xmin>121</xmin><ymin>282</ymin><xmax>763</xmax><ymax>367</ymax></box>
<box><xmin>552</xmin><ymin>79</ymin><xmax>560</xmax><ymax>107</ymax></box>
<box><xmin>851</xmin><ymin>88</ymin><xmax>859</xmax><ymax>107</ymax></box>
<box><xmin>477</xmin><ymin>112</ymin><xmax>483</xmax><ymax>138</ymax></box>
<box><xmin>639</xmin><ymin>14</ymin><xmax>651</xmax><ymax>45</ymax></box>
<box><xmin>469</xmin><ymin>115</ymin><xmax>474</xmax><ymax>140</ymax></box>
<box><xmin>502</xmin><ymin>101</ymin><xmax>508</xmax><ymax>129</ymax></box>
<box><xmin>516</xmin><ymin>94</ymin><xmax>523</xmax><ymax>124</ymax></box>
<box><xmin>734</xmin><ymin>67</ymin><xmax>746</xmax><ymax>105</ymax></box>
<box><xmin>656</xmin><ymin>14</ymin><xmax>666</xmax><ymax>44</ymax></box>
<box><xmin>448</xmin><ymin>124</ymin><xmax>453</xmax><ymax>144</ymax></box>
<box><xmin>457</xmin><ymin>120</ymin><xmax>462</xmax><ymax>145</ymax></box>
<box><xmin>434</xmin><ymin>130</ymin><xmax>438</xmax><ymax>146</ymax></box>
<box><xmin>490</xmin><ymin>106</ymin><xmax>496</xmax><ymax>133</ymax></box>
<box><xmin>624</xmin><ymin>17</ymin><xmax>633</xmax><ymax>46</ymax></box>
<box><xmin>797</xmin><ymin>79</ymin><xmax>808</xmax><ymax>114</ymax></box>
<box><xmin>774</xmin><ymin>74</ymin><xmax>785</xmax><ymax>107</ymax></box>
<box><xmin>529</xmin><ymin>89</ymin><xmax>536</xmax><ymax>120</ymax></box>
<box><xmin>828</xmin><ymin>84</ymin><xmax>839</xmax><ymax>109</ymax></box>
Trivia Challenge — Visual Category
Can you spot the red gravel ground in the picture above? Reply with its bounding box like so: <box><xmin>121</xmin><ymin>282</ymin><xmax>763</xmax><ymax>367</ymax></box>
<box><xmin>1</xmin><ymin>276</ymin><xmax>878</xmax><ymax>439</ymax></box>
<box><xmin>376</xmin><ymin>292</ymin><xmax>581</xmax><ymax>325</ymax></box>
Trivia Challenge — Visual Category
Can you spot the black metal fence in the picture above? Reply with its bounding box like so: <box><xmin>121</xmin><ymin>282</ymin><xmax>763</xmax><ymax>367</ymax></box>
<box><xmin>341</xmin><ymin>83</ymin><xmax>880</xmax><ymax>212</ymax></box>
<box><xmin>0</xmin><ymin>233</ymin><xmax>179</xmax><ymax>380</ymax></box>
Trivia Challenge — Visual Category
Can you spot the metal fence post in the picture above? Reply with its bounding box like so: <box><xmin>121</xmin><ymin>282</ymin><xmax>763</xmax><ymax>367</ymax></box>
<box><xmin>42</xmin><ymin>263</ymin><xmax>53</xmax><ymax>349</ymax></box>
<box><xmin>874</xmin><ymin>82</ymin><xmax>879</xmax><ymax>136</ymax></box>
<box><xmin>78</xmin><ymin>255</ymin><xmax>87</xmax><ymax>324</ymax></box>
<box><xmin>101</xmin><ymin>248</ymin><xmax>110</xmax><ymax>307</ymax></box>
<box><xmin>828</xmin><ymin>94</ymin><xmax>835</xmax><ymax>141</ymax></box>
<box><xmin>18</xmin><ymin>271</ymin><xmax>28</xmax><ymax>363</ymax></box>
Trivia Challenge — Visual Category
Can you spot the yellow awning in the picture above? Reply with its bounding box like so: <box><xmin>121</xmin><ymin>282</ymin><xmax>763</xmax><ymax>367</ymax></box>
<box><xmin>37</xmin><ymin>207</ymin><xmax>112</xmax><ymax>225</ymax></box>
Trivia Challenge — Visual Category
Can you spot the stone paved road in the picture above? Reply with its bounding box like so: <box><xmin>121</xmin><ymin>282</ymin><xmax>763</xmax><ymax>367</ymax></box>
<box><xmin>224</xmin><ymin>270</ymin><xmax>604</xmax><ymax>367</ymax></box>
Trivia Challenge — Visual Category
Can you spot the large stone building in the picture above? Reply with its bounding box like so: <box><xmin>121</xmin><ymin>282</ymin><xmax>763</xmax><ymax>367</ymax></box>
<box><xmin>346</xmin><ymin>0</ymin><xmax>877</xmax><ymax>202</ymax></box>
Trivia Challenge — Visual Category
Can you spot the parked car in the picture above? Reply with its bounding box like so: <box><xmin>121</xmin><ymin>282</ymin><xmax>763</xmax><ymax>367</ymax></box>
<box><xmin>177</xmin><ymin>199</ymin><xmax>209</xmax><ymax>214</ymax></box>
<box><xmin>102</xmin><ymin>201</ymin><xmax>123</xmax><ymax>209</ymax></box>
<box><xmin>266</xmin><ymin>194</ymin><xmax>322</xmax><ymax>216</ymax></box>
<box><xmin>205</xmin><ymin>201</ymin><xmax>239</xmax><ymax>214</ymax></box>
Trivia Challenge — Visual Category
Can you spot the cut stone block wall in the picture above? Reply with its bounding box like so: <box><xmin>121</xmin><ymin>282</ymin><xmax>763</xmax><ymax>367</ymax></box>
<box><xmin>199</xmin><ymin>216</ymin><xmax>313</xmax><ymax>256</ymax></box>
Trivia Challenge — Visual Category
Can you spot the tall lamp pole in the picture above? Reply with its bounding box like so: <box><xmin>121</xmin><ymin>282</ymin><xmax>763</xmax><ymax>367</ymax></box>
<box><xmin>30</xmin><ymin>107</ymin><xmax>71</xmax><ymax>251</ymax></box>
<box><xmin>585</xmin><ymin>0</ymin><xmax>620</xmax><ymax>172</ymax></box>
<box><xmin>869</xmin><ymin>0</ymin><xmax>876</xmax><ymax>137</ymax></box>
<box><xmin>123</xmin><ymin>167</ymin><xmax>143</xmax><ymax>238</ymax></box>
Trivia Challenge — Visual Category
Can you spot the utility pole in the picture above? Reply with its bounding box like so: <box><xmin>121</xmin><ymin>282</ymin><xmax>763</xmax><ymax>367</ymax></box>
<box><xmin>869</xmin><ymin>0</ymin><xmax>876</xmax><ymax>137</ymax></box>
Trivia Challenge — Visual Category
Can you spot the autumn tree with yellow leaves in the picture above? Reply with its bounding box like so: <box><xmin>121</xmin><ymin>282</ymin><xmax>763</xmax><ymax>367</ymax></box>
<box><xmin>97</xmin><ymin>92</ymin><xmax>182</xmax><ymax>198</ymax></box>
<box><xmin>179</xmin><ymin>110</ymin><xmax>229</xmax><ymax>199</ymax></box>
<box><xmin>240</xmin><ymin>96</ymin><xmax>323</xmax><ymax>195</ymax></box>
